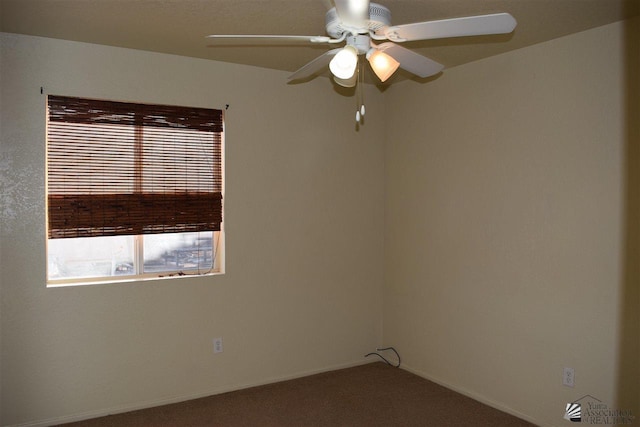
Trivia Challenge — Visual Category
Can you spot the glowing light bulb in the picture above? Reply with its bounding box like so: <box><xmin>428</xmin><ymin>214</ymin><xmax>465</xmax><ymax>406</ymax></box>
<box><xmin>330</xmin><ymin>46</ymin><xmax>358</xmax><ymax>80</ymax></box>
<box><xmin>366</xmin><ymin>49</ymin><xmax>400</xmax><ymax>82</ymax></box>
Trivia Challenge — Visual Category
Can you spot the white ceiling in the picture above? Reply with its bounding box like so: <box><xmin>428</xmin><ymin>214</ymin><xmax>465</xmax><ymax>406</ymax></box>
<box><xmin>1</xmin><ymin>0</ymin><xmax>639</xmax><ymax>82</ymax></box>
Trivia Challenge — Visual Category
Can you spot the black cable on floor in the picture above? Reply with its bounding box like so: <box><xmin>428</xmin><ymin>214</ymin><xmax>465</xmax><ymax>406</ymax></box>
<box><xmin>365</xmin><ymin>347</ymin><xmax>401</xmax><ymax>368</ymax></box>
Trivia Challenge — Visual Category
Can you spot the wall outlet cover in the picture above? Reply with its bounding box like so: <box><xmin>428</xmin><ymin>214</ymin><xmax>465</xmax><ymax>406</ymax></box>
<box><xmin>213</xmin><ymin>337</ymin><xmax>223</xmax><ymax>354</ymax></box>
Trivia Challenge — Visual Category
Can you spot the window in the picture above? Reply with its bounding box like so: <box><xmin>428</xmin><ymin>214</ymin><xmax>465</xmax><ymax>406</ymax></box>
<box><xmin>46</xmin><ymin>96</ymin><xmax>224</xmax><ymax>285</ymax></box>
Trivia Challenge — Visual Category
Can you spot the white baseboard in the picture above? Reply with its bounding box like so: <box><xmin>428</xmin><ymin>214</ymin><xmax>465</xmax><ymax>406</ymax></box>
<box><xmin>399</xmin><ymin>363</ymin><xmax>548</xmax><ymax>427</ymax></box>
<box><xmin>9</xmin><ymin>359</ymin><xmax>374</xmax><ymax>427</ymax></box>
<box><xmin>8</xmin><ymin>360</ymin><xmax>548</xmax><ymax>427</ymax></box>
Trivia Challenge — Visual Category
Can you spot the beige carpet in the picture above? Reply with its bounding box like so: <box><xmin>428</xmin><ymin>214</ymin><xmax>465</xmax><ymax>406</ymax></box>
<box><xmin>58</xmin><ymin>362</ymin><xmax>536</xmax><ymax>426</ymax></box>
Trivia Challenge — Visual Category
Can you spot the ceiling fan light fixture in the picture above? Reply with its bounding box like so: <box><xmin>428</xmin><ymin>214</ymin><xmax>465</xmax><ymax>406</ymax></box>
<box><xmin>333</xmin><ymin>73</ymin><xmax>358</xmax><ymax>88</ymax></box>
<box><xmin>366</xmin><ymin>49</ymin><xmax>400</xmax><ymax>82</ymax></box>
<box><xmin>329</xmin><ymin>45</ymin><xmax>359</xmax><ymax>80</ymax></box>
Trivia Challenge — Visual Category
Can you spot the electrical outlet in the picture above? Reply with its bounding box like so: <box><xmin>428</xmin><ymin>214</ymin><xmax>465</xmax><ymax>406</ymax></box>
<box><xmin>213</xmin><ymin>337</ymin><xmax>223</xmax><ymax>354</ymax></box>
<box><xmin>563</xmin><ymin>367</ymin><xmax>575</xmax><ymax>387</ymax></box>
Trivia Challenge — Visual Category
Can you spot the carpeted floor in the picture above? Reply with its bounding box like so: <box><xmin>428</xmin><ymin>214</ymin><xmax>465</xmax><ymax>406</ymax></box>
<box><xmin>58</xmin><ymin>362</ymin><xmax>536</xmax><ymax>426</ymax></box>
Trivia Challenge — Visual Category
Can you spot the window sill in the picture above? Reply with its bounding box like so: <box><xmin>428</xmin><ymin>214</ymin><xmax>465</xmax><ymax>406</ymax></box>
<box><xmin>46</xmin><ymin>270</ymin><xmax>224</xmax><ymax>288</ymax></box>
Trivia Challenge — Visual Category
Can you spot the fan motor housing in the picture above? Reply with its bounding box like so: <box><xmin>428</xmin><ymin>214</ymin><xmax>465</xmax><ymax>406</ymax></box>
<box><xmin>325</xmin><ymin>2</ymin><xmax>392</xmax><ymax>38</ymax></box>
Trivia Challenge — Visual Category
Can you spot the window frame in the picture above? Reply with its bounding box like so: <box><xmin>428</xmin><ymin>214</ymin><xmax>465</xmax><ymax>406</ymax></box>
<box><xmin>46</xmin><ymin>231</ymin><xmax>224</xmax><ymax>287</ymax></box>
<box><xmin>45</xmin><ymin>95</ymin><xmax>225</xmax><ymax>286</ymax></box>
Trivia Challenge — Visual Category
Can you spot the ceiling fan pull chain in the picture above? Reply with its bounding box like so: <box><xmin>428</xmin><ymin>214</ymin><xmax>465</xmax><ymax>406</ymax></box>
<box><xmin>208</xmin><ymin>3</ymin><xmax>517</xmax><ymax>94</ymax></box>
<box><xmin>360</xmin><ymin>60</ymin><xmax>366</xmax><ymax>117</ymax></box>
<box><xmin>355</xmin><ymin>58</ymin><xmax>365</xmax><ymax>123</ymax></box>
<box><xmin>355</xmin><ymin>59</ymin><xmax>361</xmax><ymax>122</ymax></box>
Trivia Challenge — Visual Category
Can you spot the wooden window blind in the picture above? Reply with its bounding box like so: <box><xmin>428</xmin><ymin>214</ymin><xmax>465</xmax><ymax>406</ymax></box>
<box><xmin>47</xmin><ymin>95</ymin><xmax>223</xmax><ymax>239</ymax></box>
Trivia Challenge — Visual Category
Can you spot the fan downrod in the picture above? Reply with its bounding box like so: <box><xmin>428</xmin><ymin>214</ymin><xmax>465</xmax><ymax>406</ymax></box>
<box><xmin>325</xmin><ymin>3</ymin><xmax>392</xmax><ymax>38</ymax></box>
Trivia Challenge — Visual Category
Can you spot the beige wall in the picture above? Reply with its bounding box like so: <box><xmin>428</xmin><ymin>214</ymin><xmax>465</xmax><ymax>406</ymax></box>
<box><xmin>2</xmin><ymin>16</ymin><xmax>638</xmax><ymax>427</ymax></box>
<box><xmin>0</xmin><ymin>34</ymin><xmax>385</xmax><ymax>425</ymax></box>
<box><xmin>384</xmin><ymin>17</ymin><xmax>639</xmax><ymax>427</ymax></box>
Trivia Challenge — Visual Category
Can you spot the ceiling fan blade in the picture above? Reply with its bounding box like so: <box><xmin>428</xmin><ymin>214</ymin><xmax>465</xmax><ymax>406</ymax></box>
<box><xmin>206</xmin><ymin>34</ymin><xmax>332</xmax><ymax>44</ymax></box>
<box><xmin>382</xmin><ymin>13</ymin><xmax>516</xmax><ymax>42</ymax></box>
<box><xmin>376</xmin><ymin>42</ymin><xmax>443</xmax><ymax>78</ymax></box>
<box><xmin>288</xmin><ymin>49</ymin><xmax>342</xmax><ymax>81</ymax></box>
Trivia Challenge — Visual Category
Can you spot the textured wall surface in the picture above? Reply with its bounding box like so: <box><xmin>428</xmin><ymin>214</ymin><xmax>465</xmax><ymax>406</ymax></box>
<box><xmin>384</xmin><ymin>18</ymin><xmax>638</xmax><ymax>427</ymax></box>
<box><xmin>1</xmin><ymin>16</ymin><xmax>638</xmax><ymax>427</ymax></box>
<box><xmin>0</xmin><ymin>33</ymin><xmax>385</xmax><ymax>426</ymax></box>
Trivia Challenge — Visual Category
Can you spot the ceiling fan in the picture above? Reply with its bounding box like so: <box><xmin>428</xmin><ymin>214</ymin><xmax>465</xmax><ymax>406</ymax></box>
<box><xmin>206</xmin><ymin>0</ymin><xmax>516</xmax><ymax>121</ymax></box>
